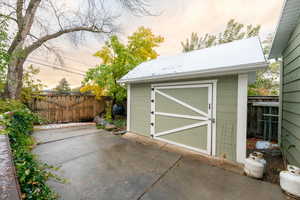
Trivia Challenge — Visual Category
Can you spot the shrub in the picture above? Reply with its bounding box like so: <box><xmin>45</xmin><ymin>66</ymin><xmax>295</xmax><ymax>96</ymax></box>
<box><xmin>0</xmin><ymin>100</ymin><xmax>59</xmax><ymax>200</ymax></box>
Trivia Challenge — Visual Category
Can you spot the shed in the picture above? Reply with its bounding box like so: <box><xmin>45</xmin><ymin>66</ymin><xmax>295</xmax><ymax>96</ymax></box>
<box><xmin>119</xmin><ymin>37</ymin><xmax>267</xmax><ymax>164</ymax></box>
<box><xmin>269</xmin><ymin>0</ymin><xmax>300</xmax><ymax>166</ymax></box>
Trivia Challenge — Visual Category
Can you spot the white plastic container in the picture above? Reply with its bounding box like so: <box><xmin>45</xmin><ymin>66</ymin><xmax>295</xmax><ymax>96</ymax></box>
<box><xmin>280</xmin><ymin>165</ymin><xmax>300</xmax><ymax>197</ymax></box>
<box><xmin>244</xmin><ymin>152</ymin><xmax>266</xmax><ymax>179</ymax></box>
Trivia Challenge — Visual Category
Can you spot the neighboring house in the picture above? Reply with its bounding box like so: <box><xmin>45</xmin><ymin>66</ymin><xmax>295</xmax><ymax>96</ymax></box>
<box><xmin>119</xmin><ymin>37</ymin><xmax>267</xmax><ymax>164</ymax></box>
<box><xmin>269</xmin><ymin>0</ymin><xmax>300</xmax><ymax>166</ymax></box>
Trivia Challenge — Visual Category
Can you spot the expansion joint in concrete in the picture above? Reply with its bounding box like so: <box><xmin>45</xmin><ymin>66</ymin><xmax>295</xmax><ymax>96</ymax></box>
<box><xmin>136</xmin><ymin>155</ymin><xmax>182</xmax><ymax>200</ymax></box>
<box><xmin>36</xmin><ymin>131</ymin><xmax>101</xmax><ymax>145</ymax></box>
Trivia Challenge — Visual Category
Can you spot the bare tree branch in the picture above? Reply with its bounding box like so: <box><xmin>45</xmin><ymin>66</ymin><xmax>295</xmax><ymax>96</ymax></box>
<box><xmin>0</xmin><ymin>12</ymin><xmax>17</xmax><ymax>23</ymax></box>
<box><xmin>22</xmin><ymin>0</ymin><xmax>41</xmax><ymax>33</ymax></box>
<box><xmin>8</xmin><ymin>0</ymin><xmax>42</xmax><ymax>54</ymax></box>
<box><xmin>16</xmin><ymin>0</ymin><xmax>24</xmax><ymax>27</ymax></box>
<box><xmin>0</xmin><ymin>2</ymin><xmax>17</xmax><ymax>11</ymax></box>
<box><xmin>48</xmin><ymin>0</ymin><xmax>63</xmax><ymax>30</ymax></box>
<box><xmin>118</xmin><ymin>0</ymin><xmax>155</xmax><ymax>16</ymax></box>
<box><xmin>26</xmin><ymin>25</ymin><xmax>112</xmax><ymax>54</ymax></box>
<box><xmin>3</xmin><ymin>0</ymin><xmax>156</xmax><ymax>99</ymax></box>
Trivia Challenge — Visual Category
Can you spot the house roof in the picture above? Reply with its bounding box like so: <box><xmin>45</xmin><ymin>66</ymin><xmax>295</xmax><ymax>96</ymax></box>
<box><xmin>119</xmin><ymin>37</ymin><xmax>267</xmax><ymax>83</ymax></box>
<box><xmin>269</xmin><ymin>0</ymin><xmax>300</xmax><ymax>59</ymax></box>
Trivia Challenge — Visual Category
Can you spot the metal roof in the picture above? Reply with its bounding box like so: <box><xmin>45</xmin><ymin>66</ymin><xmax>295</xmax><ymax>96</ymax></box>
<box><xmin>119</xmin><ymin>37</ymin><xmax>267</xmax><ymax>83</ymax></box>
<box><xmin>269</xmin><ymin>0</ymin><xmax>300</xmax><ymax>59</ymax></box>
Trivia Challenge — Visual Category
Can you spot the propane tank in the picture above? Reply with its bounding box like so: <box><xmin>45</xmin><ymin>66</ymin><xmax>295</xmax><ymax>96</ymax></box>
<box><xmin>244</xmin><ymin>152</ymin><xmax>266</xmax><ymax>179</ymax></box>
<box><xmin>280</xmin><ymin>165</ymin><xmax>300</xmax><ymax>197</ymax></box>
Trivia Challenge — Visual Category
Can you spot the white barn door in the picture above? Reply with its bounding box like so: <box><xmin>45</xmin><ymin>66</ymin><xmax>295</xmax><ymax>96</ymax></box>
<box><xmin>150</xmin><ymin>83</ymin><xmax>214</xmax><ymax>155</ymax></box>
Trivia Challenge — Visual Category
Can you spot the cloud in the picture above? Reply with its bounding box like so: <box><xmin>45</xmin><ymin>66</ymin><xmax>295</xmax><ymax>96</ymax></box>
<box><xmin>31</xmin><ymin>0</ymin><xmax>285</xmax><ymax>87</ymax></box>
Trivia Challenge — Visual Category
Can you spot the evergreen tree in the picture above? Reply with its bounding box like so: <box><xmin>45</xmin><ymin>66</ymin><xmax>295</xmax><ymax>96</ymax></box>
<box><xmin>181</xmin><ymin>19</ymin><xmax>260</xmax><ymax>52</ymax></box>
<box><xmin>54</xmin><ymin>78</ymin><xmax>71</xmax><ymax>93</ymax></box>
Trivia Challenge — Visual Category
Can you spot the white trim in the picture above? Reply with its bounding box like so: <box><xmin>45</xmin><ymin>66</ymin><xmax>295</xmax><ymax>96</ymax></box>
<box><xmin>207</xmin><ymin>84</ymin><xmax>212</xmax><ymax>155</ymax></box>
<box><xmin>155</xmin><ymin>121</ymin><xmax>209</xmax><ymax>137</ymax></box>
<box><xmin>127</xmin><ymin>84</ymin><xmax>131</xmax><ymax>132</ymax></box>
<box><xmin>118</xmin><ymin>62</ymin><xmax>267</xmax><ymax>84</ymax></box>
<box><xmin>151</xmin><ymin>80</ymin><xmax>217</xmax><ymax>87</ymax></box>
<box><xmin>278</xmin><ymin>61</ymin><xmax>283</xmax><ymax>145</ymax></box>
<box><xmin>155</xmin><ymin>84</ymin><xmax>211</xmax><ymax>90</ymax></box>
<box><xmin>153</xmin><ymin>136</ymin><xmax>209</xmax><ymax>155</ymax></box>
<box><xmin>155</xmin><ymin>112</ymin><xmax>208</xmax><ymax>121</ymax></box>
<box><xmin>155</xmin><ymin>89</ymin><xmax>208</xmax><ymax>117</ymax></box>
<box><xmin>212</xmin><ymin>81</ymin><xmax>217</xmax><ymax>157</ymax></box>
<box><xmin>150</xmin><ymin>87</ymin><xmax>155</xmax><ymax>136</ymax></box>
<box><xmin>236</xmin><ymin>74</ymin><xmax>248</xmax><ymax>164</ymax></box>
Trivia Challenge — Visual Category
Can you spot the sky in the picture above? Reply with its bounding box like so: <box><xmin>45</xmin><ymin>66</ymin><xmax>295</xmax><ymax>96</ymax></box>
<box><xmin>26</xmin><ymin>0</ymin><xmax>285</xmax><ymax>88</ymax></box>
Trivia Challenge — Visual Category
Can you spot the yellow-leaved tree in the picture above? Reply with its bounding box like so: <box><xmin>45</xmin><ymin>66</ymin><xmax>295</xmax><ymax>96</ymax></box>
<box><xmin>81</xmin><ymin>27</ymin><xmax>164</xmax><ymax>119</ymax></box>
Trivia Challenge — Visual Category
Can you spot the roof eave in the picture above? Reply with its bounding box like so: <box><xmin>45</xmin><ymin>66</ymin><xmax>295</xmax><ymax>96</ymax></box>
<box><xmin>118</xmin><ymin>62</ymin><xmax>268</xmax><ymax>84</ymax></box>
<box><xmin>269</xmin><ymin>0</ymin><xmax>288</xmax><ymax>59</ymax></box>
<box><xmin>269</xmin><ymin>0</ymin><xmax>300</xmax><ymax>59</ymax></box>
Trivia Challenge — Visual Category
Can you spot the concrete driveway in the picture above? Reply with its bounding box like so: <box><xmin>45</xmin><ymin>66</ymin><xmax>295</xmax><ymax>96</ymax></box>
<box><xmin>33</xmin><ymin>125</ymin><xmax>286</xmax><ymax>200</ymax></box>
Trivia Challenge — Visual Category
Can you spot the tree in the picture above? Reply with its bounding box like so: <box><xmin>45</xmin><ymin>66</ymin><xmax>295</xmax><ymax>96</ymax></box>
<box><xmin>54</xmin><ymin>78</ymin><xmax>71</xmax><ymax>93</ymax></box>
<box><xmin>81</xmin><ymin>27</ymin><xmax>164</xmax><ymax>119</ymax></box>
<box><xmin>181</xmin><ymin>19</ymin><xmax>279</xmax><ymax>96</ymax></box>
<box><xmin>181</xmin><ymin>19</ymin><xmax>260</xmax><ymax>52</ymax></box>
<box><xmin>20</xmin><ymin>65</ymin><xmax>45</xmax><ymax>105</ymax></box>
<box><xmin>248</xmin><ymin>34</ymin><xmax>280</xmax><ymax>96</ymax></box>
<box><xmin>0</xmin><ymin>18</ymin><xmax>9</xmax><ymax>93</ymax></box>
<box><xmin>0</xmin><ymin>0</ymin><xmax>152</xmax><ymax>99</ymax></box>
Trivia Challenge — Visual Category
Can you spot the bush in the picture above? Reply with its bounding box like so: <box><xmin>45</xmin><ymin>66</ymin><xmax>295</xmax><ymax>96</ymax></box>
<box><xmin>0</xmin><ymin>100</ymin><xmax>25</xmax><ymax>113</ymax></box>
<box><xmin>0</xmin><ymin>100</ymin><xmax>59</xmax><ymax>200</ymax></box>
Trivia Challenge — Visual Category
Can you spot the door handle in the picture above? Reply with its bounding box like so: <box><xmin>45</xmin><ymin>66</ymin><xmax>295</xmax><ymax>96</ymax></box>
<box><xmin>209</xmin><ymin>118</ymin><xmax>216</xmax><ymax>123</ymax></box>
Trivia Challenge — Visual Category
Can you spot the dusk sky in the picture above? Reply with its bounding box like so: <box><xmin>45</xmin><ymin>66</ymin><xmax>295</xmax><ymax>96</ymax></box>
<box><xmin>27</xmin><ymin>0</ymin><xmax>285</xmax><ymax>88</ymax></box>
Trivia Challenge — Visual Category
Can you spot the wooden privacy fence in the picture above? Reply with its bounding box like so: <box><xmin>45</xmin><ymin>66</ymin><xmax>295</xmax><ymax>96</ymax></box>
<box><xmin>247</xmin><ymin>96</ymin><xmax>279</xmax><ymax>141</ymax></box>
<box><xmin>29</xmin><ymin>94</ymin><xmax>106</xmax><ymax>123</ymax></box>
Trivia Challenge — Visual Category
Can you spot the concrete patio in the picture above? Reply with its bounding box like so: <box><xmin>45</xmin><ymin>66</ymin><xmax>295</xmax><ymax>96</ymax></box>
<box><xmin>33</xmin><ymin>125</ymin><xmax>286</xmax><ymax>200</ymax></box>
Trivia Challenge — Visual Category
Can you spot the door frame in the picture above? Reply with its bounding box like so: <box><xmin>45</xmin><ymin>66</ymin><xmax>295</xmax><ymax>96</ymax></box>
<box><xmin>150</xmin><ymin>80</ymin><xmax>217</xmax><ymax>156</ymax></box>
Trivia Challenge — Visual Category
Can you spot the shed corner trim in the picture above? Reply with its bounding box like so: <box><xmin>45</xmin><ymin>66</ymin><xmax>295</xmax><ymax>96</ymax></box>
<box><xmin>236</xmin><ymin>73</ymin><xmax>248</xmax><ymax>164</ymax></box>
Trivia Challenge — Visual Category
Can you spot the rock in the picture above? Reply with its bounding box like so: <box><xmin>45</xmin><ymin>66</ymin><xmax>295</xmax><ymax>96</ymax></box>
<box><xmin>94</xmin><ymin>116</ymin><xmax>109</xmax><ymax>126</ymax></box>
<box><xmin>112</xmin><ymin>130</ymin><xmax>127</xmax><ymax>135</ymax></box>
<box><xmin>105</xmin><ymin>124</ymin><xmax>116</xmax><ymax>131</ymax></box>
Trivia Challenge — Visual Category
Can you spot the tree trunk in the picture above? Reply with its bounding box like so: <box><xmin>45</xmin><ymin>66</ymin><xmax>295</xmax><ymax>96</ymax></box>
<box><xmin>4</xmin><ymin>51</ymin><xmax>25</xmax><ymax>99</ymax></box>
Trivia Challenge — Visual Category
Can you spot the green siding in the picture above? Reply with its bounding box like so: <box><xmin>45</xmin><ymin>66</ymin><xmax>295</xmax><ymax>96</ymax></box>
<box><xmin>130</xmin><ymin>83</ymin><xmax>151</xmax><ymax>136</ymax></box>
<box><xmin>129</xmin><ymin>75</ymin><xmax>238</xmax><ymax>161</ymax></box>
<box><xmin>215</xmin><ymin>76</ymin><xmax>237</xmax><ymax>161</ymax></box>
<box><xmin>282</xmin><ymin>21</ymin><xmax>300</xmax><ymax>166</ymax></box>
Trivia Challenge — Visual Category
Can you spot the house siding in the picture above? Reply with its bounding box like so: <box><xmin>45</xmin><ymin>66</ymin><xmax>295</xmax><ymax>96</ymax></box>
<box><xmin>129</xmin><ymin>75</ymin><xmax>238</xmax><ymax>161</ymax></box>
<box><xmin>282</xmin><ymin>21</ymin><xmax>300</xmax><ymax>166</ymax></box>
